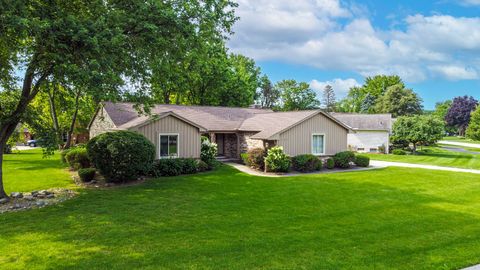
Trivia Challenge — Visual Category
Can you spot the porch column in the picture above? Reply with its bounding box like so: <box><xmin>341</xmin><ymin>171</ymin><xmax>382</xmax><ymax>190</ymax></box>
<box><xmin>209</xmin><ymin>132</ymin><xmax>216</xmax><ymax>143</ymax></box>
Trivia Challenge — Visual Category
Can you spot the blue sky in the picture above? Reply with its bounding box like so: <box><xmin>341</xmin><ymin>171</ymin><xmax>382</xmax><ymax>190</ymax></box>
<box><xmin>228</xmin><ymin>0</ymin><xmax>480</xmax><ymax>109</ymax></box>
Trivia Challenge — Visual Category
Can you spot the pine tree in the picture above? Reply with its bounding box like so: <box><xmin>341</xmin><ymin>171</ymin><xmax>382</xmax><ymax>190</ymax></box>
<box><xmin>322</xmin><ymin>85</ymin><xmax>336</xmax><ymax>112</ymax></box>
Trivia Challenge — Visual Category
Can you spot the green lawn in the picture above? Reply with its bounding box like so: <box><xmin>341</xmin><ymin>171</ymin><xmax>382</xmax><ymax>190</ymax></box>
<box><xmin>2</xmin><ymin>161</ymin><xmax>480</xmax><ymax>269</ymax></box>
<box><xmin>3</xmin><ymin>149</ymin><xmax>73</xmax><ymax>194</ymax></box>
<box><xmin>365</xmin><ymin>146</ymin><xmax>480</xmax><ymax>169</ymax></box>
<box><xmin>443</xmin><ymin>136</ymin><xmax>480</xmax><ymax>144</ymax></box>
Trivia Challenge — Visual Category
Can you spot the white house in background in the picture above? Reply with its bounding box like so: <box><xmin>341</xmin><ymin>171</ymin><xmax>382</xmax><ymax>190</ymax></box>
<box><xmin>330</xmin><ymin>113</ymin><xmax>392</xmax><ymax>153</ymax></box>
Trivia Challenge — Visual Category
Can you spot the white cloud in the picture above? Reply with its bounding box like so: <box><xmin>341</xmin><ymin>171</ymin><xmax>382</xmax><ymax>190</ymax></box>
<box><xmin>460</xmin><ymin>0</ymin><xmax>480</xmax><ymax>6</ymax></box>
<box><xmin>310</xmin><ymin>78</ymin><xmax>360</xmax><ymax>98</ymax></box>
<box><xmin>229</xmin><ymin>2</ymin><xmax>480</xmax><ymax>82</ymax></box>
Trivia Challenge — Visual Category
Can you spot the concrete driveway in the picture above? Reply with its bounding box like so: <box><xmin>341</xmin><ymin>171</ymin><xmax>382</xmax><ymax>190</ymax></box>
<box><xmin>13</xmin><ymin>145</ymin><xmax>37</xmax><ymax>151</ymax></box>
<box><xmin>439</xmin><ymin>140</ymin><xmax>480</xmax><ymax>148</ymax></box>
<box><xmin>370</xmin><ymin>160</ymin><xmax>480</xmax><ymax>175</ymax></box>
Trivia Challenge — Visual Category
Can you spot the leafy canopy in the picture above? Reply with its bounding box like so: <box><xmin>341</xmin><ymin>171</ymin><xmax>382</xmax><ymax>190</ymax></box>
<box><xmin>391</xmin><ymin>115</ymin><xmax>445</xmax><ymax>152</ymax></box>
<box><xmin>276</xmin><ymin>80</ymin><xmax>320</xmax><ymax>111</ymax></box>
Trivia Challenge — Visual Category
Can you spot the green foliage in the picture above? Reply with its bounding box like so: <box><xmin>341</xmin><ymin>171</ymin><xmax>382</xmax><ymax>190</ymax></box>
<box><xmin>333</xmin><ymin>151</ymin><xmax>356</xmax><ymax>168</ymax></box>
<box><xmin>264</xmin><ymin>146</ymin><xmax>291</xmax><ymax>172</ymax></box>
<box><xmin>256</xmin><ymin>75</ymin><xmax>279</xmax><ymax>108</ymax></box>
<box><xmin>275</xmin><ymin>80</ymin><xmax>320</xmax><ymax>111</ymax></box>
<box><xmin>201</xmin><ymin>140</ymin><xmax>218</xmax><ymax>168</ymax></box>
<box><xmin>179</xmin><ymin>158</ymin><xmax>199</xmax><ymax>175</ymax></box>
<box><xmin>151</xmin><ymin>159</ymin><xmax>183</xmax><ymax>177</ymax></box>
<box><xmin>392</xmin><ymin>149</ymin><xmax>407</xmax><ymax>155</ymax></box>
<box><xmin>374</xmin><ymin>84</ymin><xmax>423</xmax><ymax>117</ymax></box>
<box><xmin>65</xmin><ymin>148</ymin><xmax>90</xmax><ymax>170</ymax></box>
<box><xmin>326</xmin><ymin>158</ymin><xmax>335</xmax><ymax>169</ymax></box>
<box><xmin>78</xmin><ymin>168</ymin><xmax>96</xmax><ymax>182</ymax></box>
<box><xmin>391</xmin><ymin>115</ymin><xmax>445</xmax><ymax>152</ymax></box>
<box><xmin>354</xmin><ymin>155</ymin><xmax>370</xmax><ymax>167</ymax></box>
<box><xmin>196</xmin><ymin>160</ymin><xmax>210</xmax><ymax>172</ymax></box>
<box><xmin>87</xmin><ymin>131</ymin><xmax>155</xmax><ymax>182</ymax></box>
<box><xmin>466</xmin><ymin>106</ymin><xmax>480</xmax><ymax>141</ymax></box>
<box><xmin>244</xmin><ymin>148</ymin><xmax>266</xmax><ymax>170</ymax></box>
<box><xmin>292</xmin><ymin>154</ymin><xmax>321</xmax><ymax>172</ymax></box>
<box><xmin>322</xmin><ymin>85</ymin><xmax>336</xmax><ymax>112</ymax></box>
<box><xmin>241</xmin><ymin>153</ymin><xmax>249</xmax><ymax>165</ymax></box>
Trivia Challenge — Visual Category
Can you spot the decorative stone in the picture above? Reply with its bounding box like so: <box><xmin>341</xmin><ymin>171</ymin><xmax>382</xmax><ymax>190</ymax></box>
<box><xmin>39</xmin><ymin>190</ymin><xmax>51</xmax><ymax>195</ymax></box>
<box><xmin>11</xmin><ymin>192</ymin><xmax>23</xmax><ymax>198</ymax></box>
<box><xmin>46</xmin><ymin>194</ymin><xmax>55</xmax><ymax>199</ymax></box>
<box><xmin>0</xmin><ymin>198</ymin><xmax>8</xmax><ymax>204</ymax></box>
<box><xmin>36</xmin><ymin>194</ymin><xmax>46</xmax><ymax>199</ymax></box>
<box><xmin>24</xmin><ymin>195</ymin><xmax>34</xmax><ymax>201</ymax></box>
<box><xmin>31</xmin><ymin>191</ymin><xmax>39</xmax><ymax>197</ymax></box>
<box><xmin>35</xmin><ymin>201</ymin><xmax>47</xmax><ymax>207</ymax></box>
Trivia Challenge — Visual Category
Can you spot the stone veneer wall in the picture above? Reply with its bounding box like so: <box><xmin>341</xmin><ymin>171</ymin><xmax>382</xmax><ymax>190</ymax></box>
<box><xmin>89</xmin><ymin>108</ymin><xmax>116</xmax><ymax>138</ymax></box>
<box><xmin>239</xmin><ymin>132</ymin><xmax>265</xmax><ymax>154</ymax></box>
<box><xmin>224</xmin><ymin>134</ymin><xmax>238</xmax><ymax>158</ymax></box>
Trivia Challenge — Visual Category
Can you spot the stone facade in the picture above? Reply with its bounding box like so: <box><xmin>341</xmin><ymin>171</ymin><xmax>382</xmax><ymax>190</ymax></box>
<box><xmin>239</xmin><ymin>132</ymin><xmax>265</xmax><ymax>154</ymax></box>
<box><xmin>89</xmin><ymin>108</ymin><xmax>116</xmax><ymax>138</ymax></box>
<box><xmin>224</xmin><ymin>133</ymin><xmax>238</xmax><ymax>158</ymax></box>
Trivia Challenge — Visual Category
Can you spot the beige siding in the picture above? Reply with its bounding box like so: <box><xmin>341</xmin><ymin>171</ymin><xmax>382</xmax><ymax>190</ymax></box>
<box><xmin>132</xmin><ymin>116</ymin><xmax>201</xmax><ymax>158</ymax></box>
<box><xmin>277</xmin><ymin>113</ymin><xmax>348</xmax><ymax>156</ymax></box>
<box><xmin>89</xmin><ymin>107</ymin><xmax>116</xmax><ymax>138</ymax></box>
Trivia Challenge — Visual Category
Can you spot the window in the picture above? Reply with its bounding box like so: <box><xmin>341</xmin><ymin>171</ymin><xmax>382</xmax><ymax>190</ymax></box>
<box><xmin>312</xmin><ymin>134</ymin><xmax>325</xmax><ymax>155</ymax></box>
<box><xmin>357</xmin><ymin>148</ymin><xmax>365</xmax><ymax>151</ymax></box>
<box><xmin>159</xmin><ymin>134</ymin><xmax>179</xmax><ymax>158</ymax></box>
<box><xmin>369</xmin><ymin>148</ymin><xmax>378</xmax><ymax>153</ymax></box>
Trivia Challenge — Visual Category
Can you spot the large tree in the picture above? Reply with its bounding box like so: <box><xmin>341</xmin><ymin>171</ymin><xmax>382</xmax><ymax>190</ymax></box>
<box><xmin>445</xmin><ymin>96</ymin><xmax>478</xmax><ymax>136</ymax></box>
<box><xmin>466</xmin><ymin>106</ymin><xmax>480</xmax><ymax>141</ymax></box>
<box><xmin>374</xmin><ymin>84</ymin><xmax>423</xmax><ymax>117</ymax></box>
<box><xmin>391</xmin><ymin>115</ymin><xmax>445</xmax><ymax>153</ymax></box>
<box><xmin>256</xmin><ymin>75</ymin><xmax>279</xmax><ymax>109</ymax></box>
<box><xmin>0</xmin><ymin>0</ymin><xmax>237</xmax><ymax>200</ymax></box>
<box><xmin>275</xmin><ymin>80</ymin><xmax>320</xmax><ymax>111</ymax></box>
<box><xmin>322</xmin><ymin>85</ymin><xmax>336</xmax><ymax>112</ymax></box>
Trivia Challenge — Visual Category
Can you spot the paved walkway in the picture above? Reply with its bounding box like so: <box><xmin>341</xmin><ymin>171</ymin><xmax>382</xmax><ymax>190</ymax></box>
<box><xmin>370</xmin><ymin>160</ymin><xmax>480</xmax><ymax>174</ymax></box>
<box><xmin>12</xmin><ymin>146</ymin><xmax>36</xmax><ymax>151</ymax></box>
<box><xmin>439</xmin><ymin>140</ymin><xmax>480</xmax><ymax>148</ymax></box>
<box><xmin>462</xmin><ymin>265</ymin><xmax>480</xmax><ymax>270</ymax></box>
<box><xmin>224</xmin><ymin>162</ymin><xmax>382</xmax><ymax>177</ymax></box>
<box><xmin>440</xmin><ymin>146</ymin><xmax>480</xmax><ymax>155</ymax></box>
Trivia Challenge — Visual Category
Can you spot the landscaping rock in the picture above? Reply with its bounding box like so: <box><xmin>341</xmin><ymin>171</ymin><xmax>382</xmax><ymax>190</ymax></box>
<box><xmin>24</xmin><ymin>195</ymin><xmax>34</xmax><ymax>201</ymax></box>
<box><xmin>35</xmin><ymin>201</ymin><xmax>47</xmax><ymax>207</ymax></box>
<box><xmin>0</xmin><ymin>198</ymin><xmax>8</xmax><ymax>204</ymax></box>
<box><xmin>31</xmin><ymin>191</ymin><xmax>39</xmax><ymax>197</ymax></box>
<box><xmin>10</xmin><ymin>192</ymin><xmax>23</xmax><ymax>199</ymax></box>
<box><xmin>46</xmin><ymin>194</ymin><xmax>55</xmax><ymax>199</ymax></box>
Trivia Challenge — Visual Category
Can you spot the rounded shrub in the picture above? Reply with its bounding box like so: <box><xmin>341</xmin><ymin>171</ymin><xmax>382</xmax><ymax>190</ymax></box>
<box><xmin>392</xmin><ymin>149</ymin><xmax>407</xmax><ymax>155</ymax></box>
<box><xmin>197</xmin><ymin>160</ymin><xmax>210</xmax><ymax>172</ymax></box>
<box><xmin>87</xmin><ymin>131</ymin><xmax>155</xmax><ymax>182</ymax></box>
<box><xmin>65</xmin><ymin>148</ymin><xmax>90</xmax><ymax>170</ymax></box>
<box><xmin>333</xmin><ymin>151</ymin><xmax>355</xmax><ymax>169</ymax></box>
<box><xmin>78</xmin><ymin>168</ymin><xmax>96</xmax><ymax>182</ymax></box>
<box><xmin>354</xmin><ymin>155</ymin><xmax>370</xmax><ymax>167</ymax></box>
<box><xmin>325</xmin><ymin>158</ymin><xmax>335</xmax><ymax>169</ymax></box>
<box><xmin>151</xmin><ymin>159</ymin><xmax>183</xmax><ymax>177</ymax></box>
<box><xmin>245</xmin><ymin>148</ymin><xmax>266</xmax><ymax>170</ymax></box>
<box><xmin>179</xmin><ymin>158</ymin><xmax>198</xmax><ymax>175</ymax></box>
<box><xmin>292</xmin><ymin>154</ymin><xmax>321</xmax><ymax>172</ymax></box>
<box><xmin>264</xmin><ymin>146</ymin><xmax>291</xmax><ymax>173</ymax></box>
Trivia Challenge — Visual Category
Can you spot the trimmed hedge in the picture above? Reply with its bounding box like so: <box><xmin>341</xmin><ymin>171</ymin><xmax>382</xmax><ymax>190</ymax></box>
<box><xmin>244</xmin><ymin>148</ymin><xmax>266</xmax><ymax>170</ymax></box>
<box><xmin>197</xmin><ymin>160</ymin><xmax>210</xmax><ymax>172</ymax></box>
<box><xmin>265</xmin><ymin>146</ymin><xmax>291</xmax><ymax>173</ymax></box>
<box><xmin>354</xmin><ymin>155</ymin><xmax>370</xmax><ymax>167</ymax></box>
<box><xmin>78</xmin><ymin>168</ymin><xmax>96</xmax><ymax>182</ymax></box>
<box><xmin>65</xmin><ymin>148</ymin><xmax>90</xmax><ymax>170</ymax></box>
<box><xmin>333</xmin><ymin>151</ymin><xmax>355</xmax><ymax>169</ymax></box>
<box><xmin>392</xmin><ymin>149</ymin><xmax>407</xmax><ymax>155</ymax></box>
<box><xmin>180</xmin><ymin>158</ymin><xmax>198</xmax><ymax>175</ymax></box>
<box><xmin>326</xmin><ymin>158</ymin><xmax>335</xmax><ymax>169</ymax></box>
<box><xmin>87</xmin><ymin>131</ymin><xmax>155</xmax><ymax>182</ymax></box>
<box><xmin>292</xmin><ymin>154</ymin><xmax>321</xmax><ymax>172</ymax></box>
<box><xmin>151</xmin><ymin>158</ymin><xmax>200</xmax><ymax>177</ymax></box>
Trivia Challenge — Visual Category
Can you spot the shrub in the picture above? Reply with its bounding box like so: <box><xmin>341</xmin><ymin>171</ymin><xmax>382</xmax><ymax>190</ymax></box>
<box><xmin>325</xmin><ymin>158</ymin><xmax>335</xmax><ymax>169</ymax></box>
<box><xmin>392</xmin><ymin>149</ymin><xmax>407</xmax><ymax>155</ymax></box>
<box><xmin>87</xmin><ymin>131</ymin><xmax>155</xmax><ymax>182</ymax></box>
<box><xmin>197</xmin><ymin>160</ymin><xmax>210</xmax><ymax>172</ymax></box>
<box><xmin>292</xmin><ymin>154</ymin><xmax>321</xmax><ymax>172</ymax></box>
<box><xmin>240</xmin><ymin>153</ymin><xmax>249</xmax><ymax>165</ymax></box>
<box><xmin>333</xmin><ymin>151</ymin><xmax>355</xmax><ymax>169</ymax></box>
<box><xmin>201</xmin><ymin>140</ymin><xmax>217</xmax><ymax>168</ymax></box>
<box><xmin>179</xmin><ymin>158</ymin><xmax>198</xmax><ymax>174</ymax></box>
<box><xmin>78</xmin><ymin>168</ymin><xmax>96</xmax><ymax>182</ymax></box>
<box><xmin>65</xmin><ymin>148</ymin><xmax>90</xmax><ymax>170</ymax></box>
<box><xmin>151</xmin><ymin>159</ymin><xmax>183</xmax><ymax>177</ymax></box>
<box><xmin>245</xmin><ymin>148</ymin><xmax>266</xmax><ymax>170</ymax></box>
<box><xmin>264</xmin><ymin>146</ymin><xmax>291</xmax><ymax>173</ymax></box>
<box><xmin>378</xmin><ymin>145</ymin><xmax>386</xmax><ymax>154</ymax></box>
<box><xmin>354</xmin><ymin>155</ymin><xmax>370</xmax><ymax>167</ymax></box>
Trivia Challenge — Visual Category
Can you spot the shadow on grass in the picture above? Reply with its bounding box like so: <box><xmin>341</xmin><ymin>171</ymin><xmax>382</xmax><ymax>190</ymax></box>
<box><xmin>1</xmin><ymin>166</ymin><xmax>480</xmax><ymax>269</ymax></box>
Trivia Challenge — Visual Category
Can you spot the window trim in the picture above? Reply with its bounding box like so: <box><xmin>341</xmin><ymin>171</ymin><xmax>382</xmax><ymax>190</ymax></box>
<box><xmin>158</xmin><ymin>133</ymin><xmax>180</xmax><ymax>159</ymax></box>
<box><xmin>311</xmin><ymin>133</ymin><xmax>326</xmax><ymax>156</ymax></box>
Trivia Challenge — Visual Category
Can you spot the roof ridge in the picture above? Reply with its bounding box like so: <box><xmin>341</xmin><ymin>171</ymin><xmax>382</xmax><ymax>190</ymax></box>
<box><xmin>103</xmin><ymin>101</ymin><xmax>272</xmax><ymax>111</ymax></box>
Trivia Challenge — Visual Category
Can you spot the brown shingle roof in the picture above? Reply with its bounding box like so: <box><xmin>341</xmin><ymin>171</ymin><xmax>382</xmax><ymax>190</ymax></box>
<box><xmin>330</xmin><ymin>113</ymin><xmax>392</xmax><ymax>131</ymax></box>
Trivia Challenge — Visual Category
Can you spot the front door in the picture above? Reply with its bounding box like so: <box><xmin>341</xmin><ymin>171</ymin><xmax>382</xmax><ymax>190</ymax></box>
<box><xmin>217</xmin><ymin>134</ymin><xmax>225</xmax><ymax>156</ymax></box>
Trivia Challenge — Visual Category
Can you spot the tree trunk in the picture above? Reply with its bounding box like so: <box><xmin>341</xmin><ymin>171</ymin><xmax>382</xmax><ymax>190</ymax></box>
<box><xmin>0</xmin><ymin>143</ymin><xmax>8</xmax><ymax>200</ymax></box>
<box><xmin>48</xmin><ymin>83</ymin><xmax>62</xmax><ymax>148</ymax></box>
<box><xmin>64</xmin><ymin>90</ymin><xmax>81</xmax><ymax>149</ymax></box>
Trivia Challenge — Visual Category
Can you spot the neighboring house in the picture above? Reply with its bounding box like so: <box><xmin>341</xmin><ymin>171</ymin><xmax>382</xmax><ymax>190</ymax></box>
<box><xmin>330</xmin><ymin>113</ymin><xmax>392</xmax><ymax>153</ymax></box>
<box><xmin>89</xmin><ymin>102</ymin><xmax>351</xmax><ymax>159</ymax></box>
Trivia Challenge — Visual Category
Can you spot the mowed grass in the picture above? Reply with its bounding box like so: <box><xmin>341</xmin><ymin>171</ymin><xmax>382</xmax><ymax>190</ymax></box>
<box><xmin>365</xmin><ymin>146</ymin><xmax>480</xmax><ymax>169</ymax></box>
<box><xmin>3</xmin><ymin>149</ymin><xmax>73</xmax><ymax>194</ymax></box>
<box><xmin>443</xmin><ymin>136</ymin><xmax>480</xmax><ymax>145</ymax></box>
<box><xmin>2</xmin><ymin>163</ymin><xmax>480</xmax><ymax>269</ymax></box>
